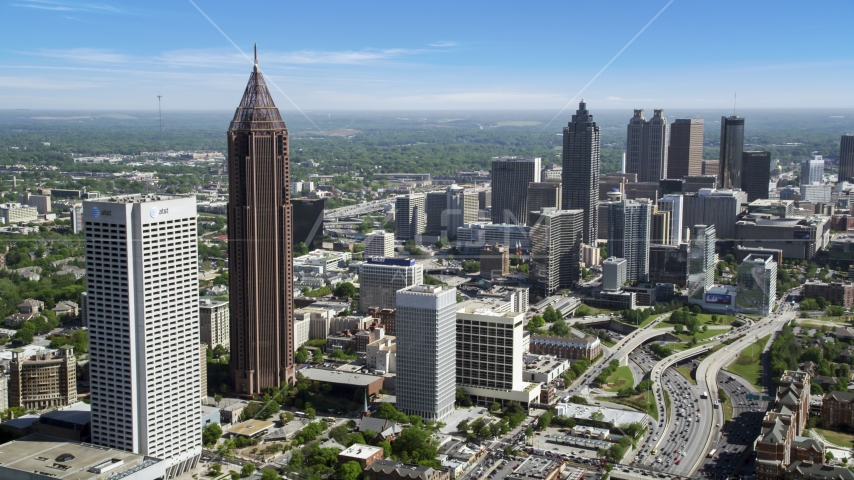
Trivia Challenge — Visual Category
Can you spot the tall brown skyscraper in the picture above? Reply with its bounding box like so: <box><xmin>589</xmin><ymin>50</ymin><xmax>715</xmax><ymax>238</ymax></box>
<box><xmin>668</xmin><ymin>118</ymin><xmax>704</xmax><ymax>179</ymax></box>
<box><xmin>228</xmin><ymin>49</ymin><xmax>295</xmax><ymax>394</ymax></box>
<box><xmin>840</xmin><ymin>134</ymin><xmax>854</xmax><ymax>183</ymax></box>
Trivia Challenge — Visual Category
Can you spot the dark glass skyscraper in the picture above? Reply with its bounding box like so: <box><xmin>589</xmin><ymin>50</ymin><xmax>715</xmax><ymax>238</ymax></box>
<box><xmin>228</xmin><ymin>51</ymin><xmax>295</xmax><ymax>394</ymax></box>
<box><xmin>562</xmin><ymin>101</ymin><xmax>600</xmax><ymax>245</ymax></box>
<box><xmin>741</xmin><ymin>151</ymin><xmax>772</xmax><ymax>202</ymax></box>
<box><xmin>840</xmin><ymin>134</ymin><xmax>854</xmax><ymax>183</ymax></box>
<box><xmin>719</xmin><ymin>116</ymin><xmax>745</xmax><ymax>189</ymax></box>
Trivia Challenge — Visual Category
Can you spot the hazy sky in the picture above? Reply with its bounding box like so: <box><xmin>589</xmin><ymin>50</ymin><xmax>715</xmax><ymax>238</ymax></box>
<box><xmin>3</xmin><ymin>0</ymin><xmax>854</xmax><ymax>111</ymax></box>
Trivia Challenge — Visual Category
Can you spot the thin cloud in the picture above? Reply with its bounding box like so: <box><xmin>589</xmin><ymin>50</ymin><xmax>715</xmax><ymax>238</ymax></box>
<box><xmin>30</xmin><ymin>48</ymin><xmax>132</xmax><ymax>63</ymax></box>
<box><xmin>429</xmin><ymin>41</ymin><xmax>458</xmax><ymax>47</ymax></box>
<box><xmin>10</xmin><ymin>0</ymin><xmax>132</xmax><ymax>14</ymax></box>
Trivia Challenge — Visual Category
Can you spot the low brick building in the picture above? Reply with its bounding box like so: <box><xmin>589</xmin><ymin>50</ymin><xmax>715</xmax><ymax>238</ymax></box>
<box><xmin>338</xmin><ymin>443</ymin><xmax>384</xmax><ymax>468</ymax></box>
<box><xmin>802</xmin><ymin>281</ymin><xmax>854</xmax><ymax>308</ymax></box>
<box><xmin>821</xmin><ymin>391</ymin><xmax>854</xmax><ymax>428</ymax></box>
<box><xmin>9</xmin><ymin>346</ymin><xmax>77</xmax><ymax>411</ymax></box>
<box><xmin>365</xmin><ymin>459</ymin><xmax>450</xmax><ymax>480</ymax></box>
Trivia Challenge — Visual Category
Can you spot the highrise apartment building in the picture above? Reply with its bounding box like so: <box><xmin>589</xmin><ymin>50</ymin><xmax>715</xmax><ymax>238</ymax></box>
<box><xmin>530</xmin><ymin>208</ymin><xmax>584</xmax><ymax>296</ymax></box>
<box><xmin>840</xmin><ymin>135</ymin><xmax>854</xmax><ymax>183</ymax></box>
<box><xmin>228</xmin><ymin>54</ymin><xmax>296</xmax><ymax>394</ymax></box>
<box><xmin>200</xmin><ymin>298</ymin><xmax>230</xmax><ymax>351</ymax></box>
<box><xmin>491</xmin><ymin>157</ymin><xmax>541</xmax><ymax>225</ymax></box>
<box><xmin>396</xmin><ymin>285</ymin><xmax>457</xmax><ymax>422</ymax></box>
<box><xmin>359</xmin><ymin>258</ymin><xmax>423</xmax><ymax>313</ymax></box>
<box><xmin>84</xmin><ymin>195</ymin><xmax>201</xmax><ymax>477</ymax></box>
<box><xmin>17</xmin><ymin>193</ymin><xmax>51</xmax><ymax>215</ymax></box>
<box><xmin>526</xmin><ymin>182</ymin><xmax>562</xmax><ymax>226</ymax></box>
<box><xmin>562</xmin><ymin>101</ymin><xmax>601</xmax><ymax>246</ymax></box>
<box><xmin>607</xmin><ymin>200</ymin><xmax>652</xmax><ymax>283</ymax></box>
<box><xmin>364</xmin><ymin>230</ymin><xmax>395</xmax><ymax>258</ymax></box>
<box><xmin>425</xmin><ymin>191</ymin><xmax>446</xmax><ymax>234</ymax></box>
<box><xmin>656</xmin><ymin>195</ymin><xmax>683</xmax><ymax>246</ymax></box>
<box><xmin>395</xmin><ymin>193</ymin><xmax>426</xmax><ymax>241</ymax></box>
<box><xmin>651</xmin><ymin>208</ymin><xmax>670</xmax><ymax>245</ymax></box>
<box><xmin>719</xmin><ymin>116</ymin><xmax>745</xmax><ymax>189</ymax></box>
<box><xmin>625</xmin><ymin>109</ymin><xmax>669</xmax><ymax>182</ymax></box>
<box><xmin>800</xmin><ymin>156</ymin><xmax>825</xmax><ymax>185</ymax></box>
<box><xmin>742</xmin><ymin>151</ymin><xmax>772</xmax><ymax>202</ymax></box>
<box><xmin>668</xmin><ymin>118</ymin><xmax>704</xmax><ymax>178</ymax></box>
<box><xmin>689</xmin><ymin>225</ymin><xmax>716</xmax><ymax>299</ymax></box>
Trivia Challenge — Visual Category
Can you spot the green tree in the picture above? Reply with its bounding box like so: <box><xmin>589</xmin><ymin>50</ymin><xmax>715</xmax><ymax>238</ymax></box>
<box><xmin>338</xmin><ymin>461</ymin><xmax>363</xmax><ymax>480</ymax></box>
<box><xmin>528</xmin><ymin>315</ymin><xmax>545</xmax><ymax>328</ymax></box>
<box><xmin>490</xmin><ymin>402</ymin><xmax>501</xmax><ymax>412</ymax></box>
<box><xmin>575</xmin><ymin>304</ymin><xmax>592</xmax><ymax>317</ymax></box>
<box><xmin>334</xmin><ymin>282</ymin><xmax>358</xmax><ymax>298</ymax></box>
<box><xmin>202</xmin><ymin>423</ymin><xmax>223</xmax><ymax>447</ymax></box>
<box><xmin>537</xmin><ymin>412</ymin><xmax>552</xmax><ymax>430</ymax></box>
<box><xmin>260</xmin><ymin>469</ymin><xmax>280</xmax><ymax>480</ymax></box>
<box><xmin>312</xmin><ymin>349</ymin><xmax>324</xmax><ymax>363</ymax></box>
<box><xmin>591</xmin><ymin>411</ymin><xmax>605</xmax><ymax>422</ymax></box>
<box><xmin>295</xmin><ymin>346</ymin><xmax>309</xmax><ymax>364</ymax></box>
<box><xmin>241</xmin><ymin>463</ymin><xmax>256</xmax><ymax>478</ymax></box>
<box><xmin>305</xmin><ymin>406</ymin><xmax>316</xmax><ymax>420</ymax></box>
<box><xmin>295</xmin><ymin>242</ymin><xmax>309</xmax><ymax>257</ymax></box>
<box><xmin>550</xmin><ymin>318</ymin><xmax>570</xmax><ymax>336</ymax></box>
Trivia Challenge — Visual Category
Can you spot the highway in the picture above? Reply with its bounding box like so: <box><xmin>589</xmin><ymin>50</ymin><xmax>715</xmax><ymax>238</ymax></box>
<box><xmin>689</xmin><ymin>303</ymin><xmax>794</xmax><ymax>475</ymax></box>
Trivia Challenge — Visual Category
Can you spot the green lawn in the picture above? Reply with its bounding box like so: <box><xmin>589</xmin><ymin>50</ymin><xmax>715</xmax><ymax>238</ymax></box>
<box><xmin>603</xmin><ymin>366</ymin><xmax>635</xmax><ymax>392</ymax></box>
<box><xmin>598</xmin><ymin>392</ymin><xmax>659</xmax><ymax>421</ymax></box>
<box><xmin>675</xmin><ymin>366</ymin><xmax>697</xmax><ymax>385</ymax></box>
<box><xmin>675</xmin><ymin>329</ymin><xmax>720</xmax><ymax>343</ymax></box>
<box><xmin>724</xmin><ymin>334</ymin><xmax>771</xmax><ymax>391</ymax></box>
<box><xmin>813</xmin><ymin>428</ymin><xmax>854</xmax><ymax>448</ymax></box>
<box><xmin>695</xmin><ymin>313</ymin><xmax>739</xmax><ymax>325</ymax></box>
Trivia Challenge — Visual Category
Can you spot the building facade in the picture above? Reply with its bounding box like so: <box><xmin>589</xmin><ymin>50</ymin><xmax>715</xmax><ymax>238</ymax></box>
<box><xmin>9</xmin><ymin>346</ymin><xmax>76</xmax><ymax>411</ymax></box>
<box><xmin>526</xmin><ymin>182</ymin><xmax>562</xmax><ymax>226</ymax></box>
<box><xmin>491</xmin><ymin>157</ymin><xmax>541</xmax><ymax>225</ymax></box>
<box><xmin>562</xmin><ymin>101</ymin><xmax>600</xmax><ymax>246</ymax></box>
<box><xmin>656</xmin><ymin>194</ymin><xmax>684</xmax><ymax>246</ymax></box>
<box><xmin>480</xmin><ymin>243</ymin><xmax>509</xmax><ymax>280</ymax></box>
<box><xmin>688</xmin><ymin>225</ymin><xmax>716</xmax><ymax>298</ymax></box>
<box><xmin>668</xmin><ymin>118</ymin><xmax>704</xmax><ymax>178</ymax></box>
<box><xmin>801</xmin><ymin>156</ymin><xmax>825</xmax><ymax>185</ymax></box>
<box><xmin>742</xmin><ymin>151</ymin><xmax>772</xmax><ymax>202</ymax></box>
<box><xmin>0</xmin><ymin>203</ymin><xmax>38</xmax><ymax>223</ymax></box>
<box><xmin>529</xmin><ymin>334</ymin><xmax>601</xmax><ymax>361</ymax></box>
<box><xmin>649</xmin><ymin>243</ymin><xmax>689</xmax><ymax>287</ymax></box>
<box><xmin>530</xmin><ymin>209</ymin><xmax>584</xmax><ymax>296</ymax></box>
<box><xmin>227</xmin><ymin>56</ymin><xmax>296</xmax><ymax>394</ymax></box>
<box><xmin>607</xmin><ymin>200</ymin><xmax>651</xmax><ymax>283</ymax></box>
<box><xmin>359</xmin><ymin>258</ymin><xmax>424</xmax><ymax>313</ymax></box>
<box><xmin>364</xmin><ymin>230</ymin><xmax>395</xmax><ymax>258</ymax></box>
<box><xmin>625</xmin><ymin>109</ymin><xmax>669</xmax><ymax>182</ymax></box>
<box><xmin>395</xmin><ymin>285</ymin><xmax>457</xmax><ymax>422</ymax></box>
<box><xmin>736</xmin><ymin>254</ymin><xmax>777</xmax><ymax>315</ymax></box>
<box><xmin>802</xmin><ymin>281</ymin><xmax>854</xmax><ymax>308</ymax></box>
<box><xmin>602</xmin><ymin>257</ymin><xmax>627</xmax><ymax>290</ymax></box>
<box><xmin>200</xmin><ymin>299</ymin><xmax>230</xmax><ymax>351</ymax></box>
<box><xmin>840</xmin><ymin>135</ymin><xmax>854</xmax><ymax>183</ymax></box>
<box><xmin>395</xmin><ymin>193</ymin><xmax>426</xmax><ymax>241</ymax></box>
<box><xmin>683</xmin><ymin>188</ymin><xmax>748</xmax><ymax>241</ymax></box>
<box><xmin>291</xmin><ymin>198</ymin><xmax>325</xmax><ymax>251</ymax></box>
<box><xmin>83</xmin><ymin>195</ymin><xmax>201</xmax><ymax>477</ymax></box>
<box><xmin>719</xmin><ymin>116</ymin><xmax>745</xmax><ymax>189</ymax></box>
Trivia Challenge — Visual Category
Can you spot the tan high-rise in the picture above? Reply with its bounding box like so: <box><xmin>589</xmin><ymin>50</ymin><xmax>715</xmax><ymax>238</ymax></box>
<box><xmin>228</xmin><ymin>51</ymin><xmax>295</xmax><ymax>394</ymax></box>
<box><xmin>668</xmin><ymin>118</ymin><xmax>704</xmax><ymax>178</ymax></box>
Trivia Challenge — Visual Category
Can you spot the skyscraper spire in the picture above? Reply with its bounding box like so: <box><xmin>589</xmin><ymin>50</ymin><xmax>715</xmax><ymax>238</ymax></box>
<box><xmin>254</xmin><ymin>43</ymin><xmax>258</xmax><ymax>68</ymax></box>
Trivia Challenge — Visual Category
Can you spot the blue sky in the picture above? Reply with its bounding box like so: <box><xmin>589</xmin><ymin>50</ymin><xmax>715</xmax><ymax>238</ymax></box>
<box><xmin>2</xmin><ymin>0</ymin><xmax>854</xmax><ymax>110</ymax></box>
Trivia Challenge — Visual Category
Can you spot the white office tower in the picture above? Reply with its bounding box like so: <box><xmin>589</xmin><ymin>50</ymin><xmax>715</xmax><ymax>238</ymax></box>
<box><xmin>683</xmin><ymin>188</ymin><xmax>747</xmax><ymax>241</ymax></box>
<box><xmin>456</xmin><ymin>306</ymin><xmax>540</xmax><ymax>407</ymax></box>
<box><xmin>83</xmin><ymin>195</ymin><xmax>201</xmax><ymax>478</ymax></box>
<box><xmin>736</xmin><ymin>254</ymin><xmax>777</xmax><ymax>315</ymax></box>
<box><xmin>71</xmin><ymin>205</ymin><xmax>84</xmax><ymax>234</ymax></box>
<box><xmin>800</xmin><ymin>184</ymin><xmax>832</xmax><ymax>203</ymax></box>
<box><xmin>359</xmin><ymin>257</ymin><xmax>424</xmax><ymax>312</ymax></box>
<box><xmin>396</xmin><ymin>285</ymin><xmax>457</xmax><ymax>422</ymax></box>
<box><xmin>688</xmin><ymin>224</ymin><xmax>716</xmax><ymax>300</ymax></box>
<box><xmin>656</xmin><ymin>195</ymin><xmax>683</xmax><ymax>246</ymax></box>
<box><xmin>801</xmin><ymin>156</ymin><xmax>824</xmax><ymax>185</ymax></box>
<box><xmin>602</xmin><ymin>257</ymin><xmax>628</xmax><ymax>291</ymax></box>
<box><xmin>607</xmin><ymin>199</ymin><xmax>651</xmax><ymax>283</ymax></box>
<box><xmin>364</xmin><ymin>230</ymin><xmax>394</xmax><ymax>258</ymax></box>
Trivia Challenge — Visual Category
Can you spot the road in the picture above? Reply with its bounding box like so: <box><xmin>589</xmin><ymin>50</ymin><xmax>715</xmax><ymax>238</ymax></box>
<box><xmin>325</xmin><ymin>199</ymin><xmax>388</xmax><ymax>219</ymax></box>
<box><xmin>690</xmin><ymin>303</ymin><xmax>794</xmax><ymax>475</ymax></box>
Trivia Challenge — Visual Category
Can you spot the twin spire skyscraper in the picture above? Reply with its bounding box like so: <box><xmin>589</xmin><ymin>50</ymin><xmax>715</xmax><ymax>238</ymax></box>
<box><xmin>227</xmin><ymin>47</ymin><xmax>296</xmax><ymax>394</ymax></box>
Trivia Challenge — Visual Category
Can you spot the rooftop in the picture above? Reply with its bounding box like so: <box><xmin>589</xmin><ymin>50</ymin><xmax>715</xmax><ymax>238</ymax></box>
<box><xmin>0</xmin><ymin>433</ymin><xmax>164</xmax><ymax>480</ymax></box>
<box><xmin>299</xmin><ymin>367</ymin><xmax>385</xmax><ymax>387</ymax></box>
<box><xmin>339</xmin><ymin>443</ymin><xmax>384</xmax><ymax>460</ymax></box>
<box><xmin>227</xmin><ymin>419</ymin><xmax>274</xmax><ymax>438</ymax></box>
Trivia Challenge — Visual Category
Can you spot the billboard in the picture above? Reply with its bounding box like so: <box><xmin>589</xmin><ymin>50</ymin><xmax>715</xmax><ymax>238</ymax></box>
<box><xmin>705</xmin><ymin>293</ymin><xmax>732</xmax><ymax>305</ymax></box>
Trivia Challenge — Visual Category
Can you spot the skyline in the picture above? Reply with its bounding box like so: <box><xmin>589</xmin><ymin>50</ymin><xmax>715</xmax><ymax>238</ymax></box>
<box><xmin>2</xmin><ymin>0</ymin><xmax>854</xmax><ymax>110</ymax></box>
